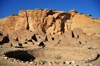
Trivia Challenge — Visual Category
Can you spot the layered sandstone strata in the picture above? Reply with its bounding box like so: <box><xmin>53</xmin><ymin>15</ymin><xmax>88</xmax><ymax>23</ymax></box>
<box><xmin>0</xmin><ymin>8</ymin><xmax>100</xmax><ymax>35</ymax></box>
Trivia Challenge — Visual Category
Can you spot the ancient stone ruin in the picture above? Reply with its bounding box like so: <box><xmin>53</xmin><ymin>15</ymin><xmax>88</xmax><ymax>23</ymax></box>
<box><xmin>0</xmin><ymin>8</ymin><xmax>100</xmax><ymax>66</ymax></box>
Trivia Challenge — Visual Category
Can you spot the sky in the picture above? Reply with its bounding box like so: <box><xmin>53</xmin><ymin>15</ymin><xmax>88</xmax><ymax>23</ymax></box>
<box><xmin>0</xmin><ymin>0</ymin><xmax>100</xmax><ymax>18</ymax></box>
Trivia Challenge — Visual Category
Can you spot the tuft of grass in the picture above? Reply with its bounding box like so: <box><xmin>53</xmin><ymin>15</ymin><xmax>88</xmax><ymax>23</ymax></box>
<box><xmin>54</xmin><ymin>55</ymin><xmax>62</xmax><ymax>59</ymax></box>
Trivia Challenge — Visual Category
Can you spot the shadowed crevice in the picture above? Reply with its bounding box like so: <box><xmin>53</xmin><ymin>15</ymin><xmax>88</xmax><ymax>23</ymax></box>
<box><xmin>32</xmin><ymin>34</ymin><xmax>37</xmax><ymax>42</ymax></box>
<box><xmin>72</xmin><ymin>31</ymin><xmax>75</xmax><ymax>38</ymax></box>
<box><xmin>0</xmin><ymin>36</ymin><xmax>9</xmax><ymax>45</ymax></box>
<box><xmin>4</xmin><ymin>50</ymin><xmax>35</xmax><ymax>61</ymax></box>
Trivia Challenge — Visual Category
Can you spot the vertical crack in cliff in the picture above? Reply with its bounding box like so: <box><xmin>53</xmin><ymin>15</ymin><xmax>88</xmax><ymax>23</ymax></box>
<box><xmin>61</xmin><ymin>20</ymin><xmax>65</xmax><ymax>33</ymax></box>
<box><xmin>25</xmin><ymin>11</ymin><xmax>29</xmax><ymax>30</ymax></box>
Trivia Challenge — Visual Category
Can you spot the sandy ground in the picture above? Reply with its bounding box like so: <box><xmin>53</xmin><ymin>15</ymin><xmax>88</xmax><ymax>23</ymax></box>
<box><xmin>0</xmin><ymin>48</ymin><xmax>100</xmax><ymax>66</ymax></box>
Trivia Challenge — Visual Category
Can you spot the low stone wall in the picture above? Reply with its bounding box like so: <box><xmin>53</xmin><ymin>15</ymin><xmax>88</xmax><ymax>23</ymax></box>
<box><xmin>0</xmin><ymin>49</ymin><xmax>99</xmax><ymax>66</ymax></box>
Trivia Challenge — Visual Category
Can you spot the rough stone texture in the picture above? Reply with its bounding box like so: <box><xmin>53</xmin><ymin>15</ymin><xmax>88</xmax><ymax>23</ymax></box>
<box><xmin>0</xmin><ymin>15</ymin><xmax>27</xmax><ymax>34</ymax></box>
<box><xmin>43</xmin><ymin>15</ymin><xmax>54</xmax><ymax>33</ymax></box>
<box><xmin>72</xmin><ymin>27</ymin><xmax>83</xmax><ymax>38</ymax></box>
<box><xmin>9</xmin><ymin>29</ymin><xmax>38</xmax><ymax>44</ymax></box>
<box><xmin>46</xmin><ymin>35</ymin><xmax>54</xmax><ymax>42</ymax></box>
<box><xmin>27</xmin><ymin>9</ymin><xmax>53</xmax><ymax>33</ymax></box>
<box><xmin>58</xmin><ymin>35</ymin><xmax>65</xmax><ymax>41</ymax></box>
<box><xmin>0</xmin><ymin>9</ymin><xmax>100</xmax><ymax>66</ymax></box>
<box><xmin>36</xmin><ymin>35</ymin><xmax>46</xmax><ymax>42</ymax></box>
<box><xmin>64</xmin><ymin>30</ymin><xmax>73</xmax><ymax>41</ymax></box>
<box><xmin>19</xmin><ymin>10</ymin><xmax>27</xmax><ymax>17</ymax></box>
<box><xmin>0</xmin><ymin>9</ymin><xmax>100</xmax><ymax>35</ymax></box>
<box><xmin>71</xmin><ymin>13</ymin><xmax>100</xmax><ymax>35</ymax></box>
<box><xmin>55</xmin><ymin>19</ymin><xmax>62</xmax><ymax>34</ymax></box>
<box><xmin>46</xmin><ymin>24</ymin><xmax>55</xmax><ymax>35</ymax></box>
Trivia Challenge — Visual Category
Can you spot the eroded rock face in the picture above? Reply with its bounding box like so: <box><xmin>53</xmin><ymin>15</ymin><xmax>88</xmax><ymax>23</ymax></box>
<box><xmin>27</xmin><ymin>9</ymin><xmax>53</xmax><ymax>33</ymax></box>
<box><xmin>0</xmin><ymin>15</ymin><xmax>28</xmax><ymax>34</ymax></box>
<box><xmin>0</xmin><ymin>9</ymin><xmax>100</xmax><ymax>35</ymax></box>
<box><xmin>71</xmin><ymin>13</ymin><xmax>100</xmax><ymax>35</ymax></box>
<box><xmin>0</xmin><ymin>9</ymin><xmax>100</xmax><ymax>66</ymax></box>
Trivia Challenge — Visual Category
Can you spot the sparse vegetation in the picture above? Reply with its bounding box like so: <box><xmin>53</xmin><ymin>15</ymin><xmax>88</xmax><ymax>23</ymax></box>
<box><xmin>54</xmin><ymin>55</ymin><xmax>62</xmax><ymax>59</ymax></box>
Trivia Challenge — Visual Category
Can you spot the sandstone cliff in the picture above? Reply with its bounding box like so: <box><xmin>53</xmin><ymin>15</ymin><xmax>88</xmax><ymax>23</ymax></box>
<box><xmin>0</xmin><ymin>8</ymin><xmax>100</xmax><ymax>35</ymax></box>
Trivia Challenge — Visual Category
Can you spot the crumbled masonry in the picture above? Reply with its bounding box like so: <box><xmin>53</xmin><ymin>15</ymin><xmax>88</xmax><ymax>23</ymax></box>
<box><xmin>0</xmin><ymin>8</ymin><xmax>100</xmax><ymax>66</ymax></box>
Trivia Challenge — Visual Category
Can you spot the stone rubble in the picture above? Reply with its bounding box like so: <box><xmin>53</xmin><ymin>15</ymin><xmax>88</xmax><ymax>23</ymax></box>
<box><xmin>0</xmin><ymin>9</ymin><xmax>100</xmax><ymax>66</ymax></box>
<box><xmin>0</xmin><ymin>50</ymin><xmax>97</xmax><ymax>66</ymax></box>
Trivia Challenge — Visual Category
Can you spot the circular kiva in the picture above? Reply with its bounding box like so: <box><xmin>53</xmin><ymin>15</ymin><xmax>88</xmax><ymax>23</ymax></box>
<box><xmin>1</xmin><ymin>48</ymin><xmax>99</xmax><ymax>65</ymax></box>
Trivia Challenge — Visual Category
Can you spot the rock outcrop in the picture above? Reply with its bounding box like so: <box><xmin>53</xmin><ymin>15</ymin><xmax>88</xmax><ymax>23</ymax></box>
<box><xmin>0</xmin><ymin>8</ymin><xmax>100</xmax><ymax>36</ymax></box>
<box><xmin>0</xmin><ymin>8</ymin><xmax>100</xmax><ymax>66</ymax></box>
<box><xmin>71</xmin><ymin>13</ymin><xmax>100</xmax><ymax>35</ymax></box>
